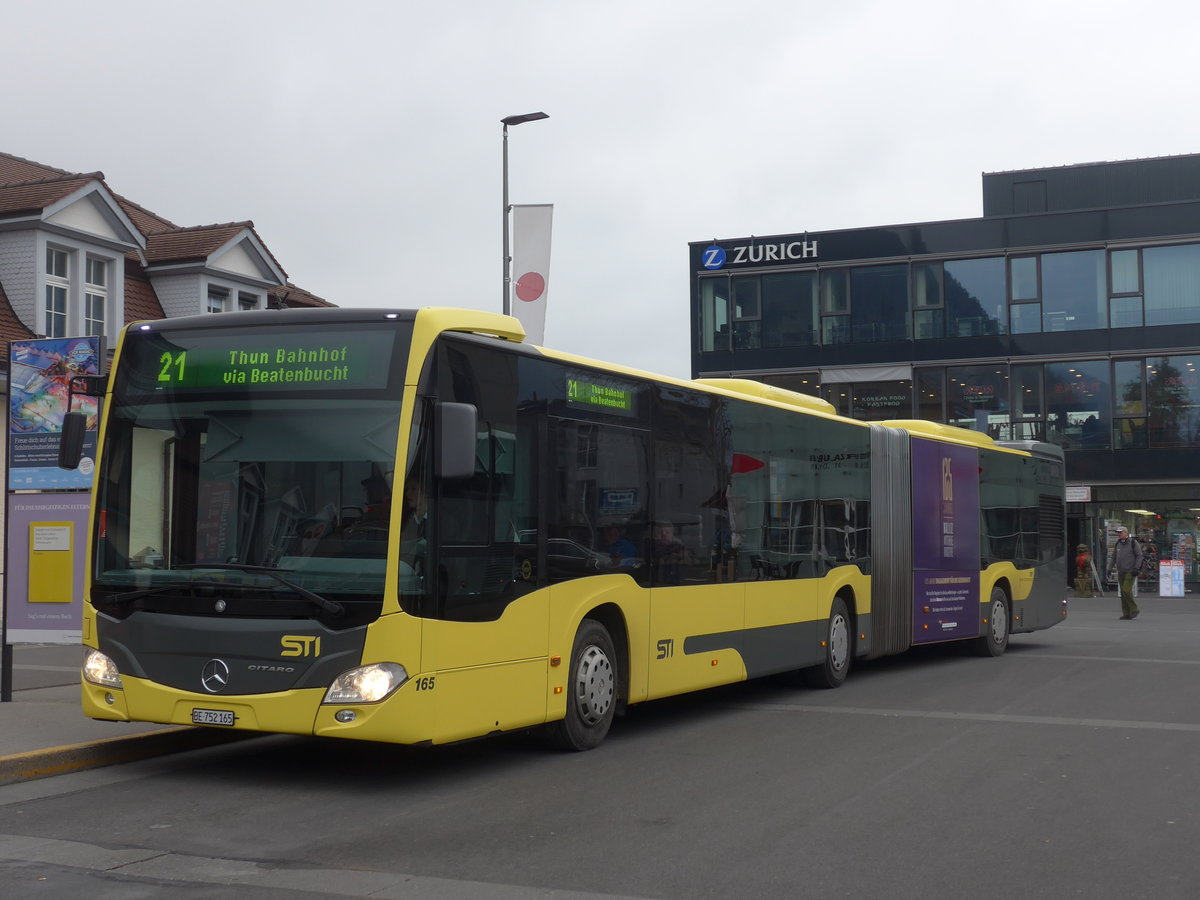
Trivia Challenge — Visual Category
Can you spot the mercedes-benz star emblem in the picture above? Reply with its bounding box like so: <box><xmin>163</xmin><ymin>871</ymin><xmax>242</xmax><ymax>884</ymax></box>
<box><xmin>201</xmin><ymin>659</ymin><xmax>231</xmax><ymax>693</ymax></box>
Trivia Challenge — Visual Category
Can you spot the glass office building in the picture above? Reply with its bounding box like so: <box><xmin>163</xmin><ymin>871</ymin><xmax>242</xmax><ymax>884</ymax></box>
<box><xmin>690</xmin><ymin>154</ymin><xmax>1200</xmax><ymax>588</ymax></box>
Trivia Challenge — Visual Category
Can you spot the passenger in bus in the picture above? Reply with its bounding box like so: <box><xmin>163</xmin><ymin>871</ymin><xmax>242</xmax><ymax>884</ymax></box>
<box><xmin>652</xmin><ymin>522</ymin><xmax>685</xmax><ymax>585</ymax></box>
<box><xmin>600</xmin><ymin>524</ymin><xmax>638</xmax><ymax>568</ymax></box>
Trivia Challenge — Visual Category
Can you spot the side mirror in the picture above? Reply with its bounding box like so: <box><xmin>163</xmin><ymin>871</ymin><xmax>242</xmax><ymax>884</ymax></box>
<box><xmin>58</xmin><ymin>410</ymin><xmax>88</xmax><ymax>470</ymax></box>
<box><xmin>435</xmin><ymin>402</ymin><xmax>478</xmax><ymax>480</ymax></box>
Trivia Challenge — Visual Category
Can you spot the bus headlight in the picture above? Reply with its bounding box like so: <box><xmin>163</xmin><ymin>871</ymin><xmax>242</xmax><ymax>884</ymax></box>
<box><xmin>83</xmin><ymin>650</ymin><xmax>123</xmax><ymax>689</ymax></box>
<box><xmin>322</xmin><ymin>663</ymin><xmax>409</xmax><ymax>704</ymax></box>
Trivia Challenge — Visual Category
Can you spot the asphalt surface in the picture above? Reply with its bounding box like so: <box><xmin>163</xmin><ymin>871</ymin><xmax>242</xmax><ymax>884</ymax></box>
<box><xmin>0</xmin><ymin>586</ymin><xmax>1190</xmax><ymax>787</ymax></box>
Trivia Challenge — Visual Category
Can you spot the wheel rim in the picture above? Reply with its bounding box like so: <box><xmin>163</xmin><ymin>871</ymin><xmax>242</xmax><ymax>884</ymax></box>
<box><xmin>990</xmin><ymin>599</ymin><xmax>1008</xmax><ymax>644</ymax></box>
<box><xmin>574</xmin><ymin>644</ymin><xmax>614</xmax><ymax>725</ymax></box>
<box><xmin>829</xmin><ymin>612</ymin><xmax>849</xmax><ymax>671</ymax></box>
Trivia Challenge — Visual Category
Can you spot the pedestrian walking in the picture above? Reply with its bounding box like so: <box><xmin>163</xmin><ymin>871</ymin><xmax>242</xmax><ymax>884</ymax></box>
<box><xmin>1106</xmin><ymin>526</ymin><xmax>1144</xmax><ymax>620</ymax></box>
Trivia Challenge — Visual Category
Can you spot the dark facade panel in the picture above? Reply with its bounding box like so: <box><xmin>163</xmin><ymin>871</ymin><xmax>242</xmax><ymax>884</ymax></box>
<box><xmin>983</xmin><ymin>154</ymin><xmax>1200</xmax><ymax>217</ymax></box>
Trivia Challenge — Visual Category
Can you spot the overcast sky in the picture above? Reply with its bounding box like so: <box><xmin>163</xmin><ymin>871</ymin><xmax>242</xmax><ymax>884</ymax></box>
<box><xmin>7</xmin><ymin>0</ymin><xmax>1200</xmax><ymax>378</ymax></box>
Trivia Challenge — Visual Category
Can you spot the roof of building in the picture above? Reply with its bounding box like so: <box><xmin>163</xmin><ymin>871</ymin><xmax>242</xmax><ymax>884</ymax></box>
<box><xmin>0</xmin><ymin>172</ymin><xmax>110</xmax><ymax>219</ymax></box>
<box><xmin>0</xmin><ymin>150</ymin><xmax>332</xmax><ymax>358</ymax></box>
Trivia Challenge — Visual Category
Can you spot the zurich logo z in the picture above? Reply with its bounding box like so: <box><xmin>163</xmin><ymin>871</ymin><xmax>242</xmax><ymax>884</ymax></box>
<box><xmin>702</xmin><ymin>245</ymin><xmax>726</xmax><ymax>270</ymax></box>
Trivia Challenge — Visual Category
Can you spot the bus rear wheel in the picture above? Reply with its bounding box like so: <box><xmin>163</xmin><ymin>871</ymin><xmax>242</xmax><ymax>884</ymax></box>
<box><xmin>972</xmin><ymin>587</ymin><xmax>1010</xmax><ymax>657</ymax></box>
<box><xmin>804</xmin><ymin>596</ymin><xmax>852</xmax><ymax>689</ymax></box>
<box><xmin>550</xmin><ymin>619</ymin><xmax>617</xmax><ymax>751</ymax></box>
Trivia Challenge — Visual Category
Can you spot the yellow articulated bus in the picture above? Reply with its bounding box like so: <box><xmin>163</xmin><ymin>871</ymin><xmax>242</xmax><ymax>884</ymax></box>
<box><xmin>65</xmin><ymin>307</ymin><xmax>1066</xmax><ymax>751</ymax></box>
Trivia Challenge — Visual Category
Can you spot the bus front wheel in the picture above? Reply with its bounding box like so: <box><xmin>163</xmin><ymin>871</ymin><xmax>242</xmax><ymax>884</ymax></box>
<box><xmin>550</xmin><ymin>619</ymin><xmax>617</xmax><ymax>751</ymax></box>
<box><xmin>973</xmin><ymin>587</ymin><xmax>1010</xmax><ymax>657</ymax></box>
<box><xmin>804</xmin><ymin>596</ymin><xmax>852</xmax><ymax>689</ymax></box>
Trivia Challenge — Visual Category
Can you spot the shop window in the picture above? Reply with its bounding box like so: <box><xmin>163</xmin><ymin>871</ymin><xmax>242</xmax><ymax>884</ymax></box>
<box><xmin>762</xmin><ymin>372</ymin><xmax>821</xmax><ymax>398</ymax></box>
<box><xmin>848</xmin><ymin>380</ymin><xmax>912</xmax><ymax>421</ymax></box>
<box><xmin>915</xmin><ymin>369</ymin><xmax>944</xmax><ymax>422</ymax></box>
<box><xmin>1147</xmin><ymin>355</ymin><xmax>1200</xmax><ymax>447</ymax></box>
<box><xmin>1045</xmin><ymin>361</ymin><xmax>1109</xmax><ymax>450</ymax></box>
<box><xmin>1112</xmin><ymin>358</ymin><xmax>1147</xmax><ymax>449</ymax></box>
<box><xmin>947</xmin><ymin>365</ymin><xmax>1009</xmax><ymax>435</ymax></box>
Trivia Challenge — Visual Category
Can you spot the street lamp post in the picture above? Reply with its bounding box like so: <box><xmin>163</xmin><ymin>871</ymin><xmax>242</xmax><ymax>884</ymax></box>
<box><xmin>501</xmin><ymin>111</ymin><xmax>549</xmax><ymax>316</ymax></box>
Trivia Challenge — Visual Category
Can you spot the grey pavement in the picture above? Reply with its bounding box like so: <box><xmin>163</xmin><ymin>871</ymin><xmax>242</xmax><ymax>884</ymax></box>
<box><xmin>0</xmin><ymin>586</ymin><xmax>1193</xmax><ymax>786</ymax></box>
<box><xmin>0</xmin><ymin>642</ymin><xmax>253</xmax><ymax>786</ymax></box>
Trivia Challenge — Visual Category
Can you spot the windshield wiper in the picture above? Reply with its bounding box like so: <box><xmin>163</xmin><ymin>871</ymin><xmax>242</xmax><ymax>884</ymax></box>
<box><xmin>176</xmin><ymin>563</ymin><xmax>345</xmax><ymax>618</ymax></box>
<box><xmin>100</xmin><ymin>580</ymin><xmax>230</xmax><ymax>607</ymax></box>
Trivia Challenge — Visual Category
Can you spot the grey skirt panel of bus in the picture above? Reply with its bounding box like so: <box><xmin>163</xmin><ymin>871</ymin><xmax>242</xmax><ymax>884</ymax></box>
<box><xmin>868</xmin><ymin>424</ymin><xmax>913</xmax><ymax>659</ymax></box>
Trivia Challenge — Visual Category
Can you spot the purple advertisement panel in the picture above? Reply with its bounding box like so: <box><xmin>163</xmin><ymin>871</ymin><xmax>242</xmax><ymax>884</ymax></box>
<box><xmin>8</xmin><ymin>337</ymin><xmax>102</xmax><ymax>490</ymax></box>
<box><xmin>911</xmin><ymin>438</ymin><xmax>980</xmax><ymax>644</ymax></box>
<box><xmin>4</xmin><ymin>493</ymin><xmax>91</xmax><ymax>643</ymax></box>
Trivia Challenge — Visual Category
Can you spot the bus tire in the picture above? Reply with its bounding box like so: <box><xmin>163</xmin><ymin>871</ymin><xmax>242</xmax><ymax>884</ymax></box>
<box><xmin>804</xmin><ymin>596</ymin><xmax>852</xmax><ymax>689</ymax></box>
<box><xmin>972</xmin><ymin>587</ymin><xmax>1010</xmax><ymax>657</ymax></box>
<box><xmin>550</xmin><ymin>619</ymin><xmax>617</xmax><ymax>751</ymax></box>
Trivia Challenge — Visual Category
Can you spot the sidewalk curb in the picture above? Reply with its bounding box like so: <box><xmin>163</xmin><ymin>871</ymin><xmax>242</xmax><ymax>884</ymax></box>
<box><xmin>0</xmin><ymin>726</ymin><xmax>260</xmax><ymax>786</ymax></box>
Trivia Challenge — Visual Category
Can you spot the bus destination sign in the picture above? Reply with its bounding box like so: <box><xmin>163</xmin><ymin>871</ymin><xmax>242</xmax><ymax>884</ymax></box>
<box><xmin>566</xmin><ymin>377</ymin><xmax>635</xmax><ymax>415</ymax></box>
<box><xmin>128</xmin><ymin>327</ymin><xmax>396</xmax><ymax>394</ymax></box>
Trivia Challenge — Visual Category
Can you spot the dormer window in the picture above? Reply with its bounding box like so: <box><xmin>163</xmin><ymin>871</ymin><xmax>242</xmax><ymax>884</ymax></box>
<box><xmin>238</xmin><ymin>292</ymin><xmax>258</xmax><ymax>311</ymax></box>
<box><xmin>207</xmin><ymin>287</ymin><xmax>229</xmax><ymax>313</ymax></box>
<box><xmin>45</xmin><ymin>247</ymin><xmax>69</xmax><ymax>338</ymax></box>
<box><xmin>85</xmin><ymin>256</ymin><xmax>106</xmax><ymax>337</ymax></box>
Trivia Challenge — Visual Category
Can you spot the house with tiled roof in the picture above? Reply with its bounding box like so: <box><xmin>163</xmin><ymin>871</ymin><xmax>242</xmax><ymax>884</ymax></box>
<box><xmin>0</xmin><ymin>151</ymin><xmax>333</xmax><ymax>360</ymax></box>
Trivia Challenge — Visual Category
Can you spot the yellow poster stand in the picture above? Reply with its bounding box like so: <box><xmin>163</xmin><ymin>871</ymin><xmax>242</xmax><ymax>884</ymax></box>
<box><xmin>28</xmin><ymin>521</ymin><xmax>74</xmax><ymax>603</ymax></box>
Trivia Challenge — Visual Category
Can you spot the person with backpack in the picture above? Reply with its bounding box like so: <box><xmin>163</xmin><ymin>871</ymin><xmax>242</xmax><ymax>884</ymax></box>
<box><xmin>1106</xmin><ymin>526</ymin><xmax>1144</xmax><ymax>620</ymax></box>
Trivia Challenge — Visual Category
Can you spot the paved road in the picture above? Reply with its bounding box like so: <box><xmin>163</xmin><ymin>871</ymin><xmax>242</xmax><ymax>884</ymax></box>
<box><xmin>2</xmin><ymin>594</ymin><xmax>1199</xmax><ymax>899</ymax></box>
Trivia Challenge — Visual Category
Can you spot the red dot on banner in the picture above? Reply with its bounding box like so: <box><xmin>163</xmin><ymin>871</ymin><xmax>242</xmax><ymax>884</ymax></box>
<box><xmin>515</xmin><ymin>272</ymin><xmax>545</xmax><ymax>302</ymax></box>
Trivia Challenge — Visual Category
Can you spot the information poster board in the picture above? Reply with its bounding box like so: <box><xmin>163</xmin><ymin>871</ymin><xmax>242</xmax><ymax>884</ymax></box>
<box><xmin>1159</xmin><ymin>560</ymin><xmax>1186</xmax><ymax>597</ymax></box>
<box><xmin>911</xmin><ymin>438</ymin><xmax>981</xmax><ymax>644</ymax></box>
<box><xmin>4</xmin><ymin>493</ymin><xmax>90</xmax><ymax>643</ymax></box>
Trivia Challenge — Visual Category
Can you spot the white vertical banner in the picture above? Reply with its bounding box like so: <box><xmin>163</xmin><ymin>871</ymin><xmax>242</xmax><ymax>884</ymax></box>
<box><xmin>510</xmin><ymin>203</ymin><xmax>553</xmax><ymax>345</ymax></box>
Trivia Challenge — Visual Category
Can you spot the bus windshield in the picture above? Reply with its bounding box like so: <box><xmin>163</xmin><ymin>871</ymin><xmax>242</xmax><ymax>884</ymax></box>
<box><xmin>91</xmin><ymin>318</ymin><xmax>409</xmax><ymax>612</ymax></box>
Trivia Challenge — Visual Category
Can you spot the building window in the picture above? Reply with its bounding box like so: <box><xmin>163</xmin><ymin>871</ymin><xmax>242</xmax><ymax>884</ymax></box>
<box><xmin>762</xmin><ymin>273</ymin><xmax>818</xmax><ymax>348</ymax></box>
<box><xmin>1109</xmin><ymin>249</ymin><xmax>1144</xmax><ymax>328</ymax></box>
<box><xmin>915</xmin><ymin>368</ymin><xmax>944</xmax><ymax>421</ymax></box>
<box><xmin>238</xmin><ymin>292</ymin><xmax>258</xmax><ymax>311</ymax></box>
<box><xmin>44</xmin><ymin>247</ymin><xmax>69</xmax><ymax>338</ymax></box>
<box><xmin>700</xmin><ymin>277</ymin><xmax>730</xmax><ymax>352</ymax></box>
<box><xmin>947</xmin><ymin>365</ymin><xmax>1009</xmax><ymax>434</ymax></box>
<box><xmin>761</xmin><ymin>371</ymin><xmax>821</xmax><ymax>397</ymax></box>
<box><xmin>849</xmin><ymin>265</ymin><xmax>908</xmax><ymax>342</ymax></box>
<box><xmin>1147</xmin><ymin>355</ymin><xmax>1200</xmax><ymax>447</ymax></box>
<box><xmin>944</xmin><ymin>257</ymin><xmax>1005</xmax><ymax>337</ymax></box>
<box><xmin>912</xmin><ymin>262</ymin><xmax>944</xmax><ymax>340</ymax></box>
<box><xmin>1042</xmin><ymin>249</ymin><xmax>1105</xmax><ymax>331</ymax></box>
<box><xmin>84</xmin><ymin>257</ymin><xmax>106</xmax><ymax>337</ymax></box>
<box><xmin>819</xmin><ymin>270</ymin><xmax>850</xmax><ymax>344</ymax></box>
<box><xmin>1009</xmin><ymin>364</ymin><xmax>1044</xmax><ymax>441</ymax></box>
<box><xmin>1045</xmin><ymin>361</ymin><xmax>1109</xmax><ymax>449</ymax></box>
<box><xmin>732</xmin><ymin>277</ymin><xmax>761</xmax><ymax>349</ymax></box>
<box><xmin>1143</xmin><ymin>244</ymin><xmax>1200</xmax><ymax>327</ymax></box>
<box><xmin>845</xmin><ymin>380</ymin><xmax>913</xmax><ymax>421</ymax></box>
<box><xmin>1113</xmin><ymin>358</ymin><xmax>1147</xmax><ymax>449</ymax></box>
<box><xmin>1008</xmin><ymin>256</ymin><xmax>1040</xmax><ymax>334</ymax></box>
<box><xmin>208</xmin><ymin>287</ymin><xmax>229</xmax><ymax>314</ymax></box>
